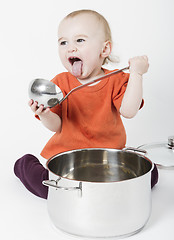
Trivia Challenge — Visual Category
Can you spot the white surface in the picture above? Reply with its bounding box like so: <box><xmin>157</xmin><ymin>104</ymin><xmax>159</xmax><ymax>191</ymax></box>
<box><xmin>1</xmin><ymin>0</ymin><xmax>174</xmax><ymax>239</ymax></box>
<box><xmin>1</xmin><ymin>157</ymin><xmax>174</xmax><ymax>240</ymax></box>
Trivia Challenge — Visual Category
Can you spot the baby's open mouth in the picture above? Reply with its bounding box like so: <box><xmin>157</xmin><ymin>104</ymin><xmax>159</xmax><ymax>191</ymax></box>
<box><xmin>68</xmin><ymin>57</ymin><xmax>81</xmax><ymax>65</ymax></box>
<box><xmin>68</xmin><ymin>57</ymin><xmax>83</xmax><ymax>77</ymax></box>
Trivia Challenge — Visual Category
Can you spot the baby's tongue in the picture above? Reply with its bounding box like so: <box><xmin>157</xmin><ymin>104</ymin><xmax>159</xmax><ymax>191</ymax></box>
<box><xmin>72</xmin><ymin>60</ymin><xmax>82</xmax><ymax>77</ymax></box>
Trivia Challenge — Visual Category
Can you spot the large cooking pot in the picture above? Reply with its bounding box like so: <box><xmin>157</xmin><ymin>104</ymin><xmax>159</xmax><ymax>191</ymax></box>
<box><xmin>43</xmin><ymin>148</ymin><xmax>153</xmax><ymax>238</ymax></box>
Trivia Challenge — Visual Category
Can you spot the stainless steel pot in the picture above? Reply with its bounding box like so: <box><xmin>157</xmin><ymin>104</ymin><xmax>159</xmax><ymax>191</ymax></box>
<box><xmin>43</xmin><ymin>148</ymin><xmax>153</xmax><ymax>238</ymax></box>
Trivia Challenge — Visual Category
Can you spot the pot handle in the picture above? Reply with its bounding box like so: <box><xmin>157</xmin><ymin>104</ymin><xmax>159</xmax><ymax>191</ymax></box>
<box><xmin>42</xmin><ymin>178</ymin><xmax>82</xmax><ymax>191</ymax></box>
<box><xmin>123</xmin><ymin>147</ymin><xmax>147</xmax><ymax>155</ymax></box>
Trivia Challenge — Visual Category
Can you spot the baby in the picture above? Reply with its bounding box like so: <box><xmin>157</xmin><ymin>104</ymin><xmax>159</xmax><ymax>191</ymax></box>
<box><xmin>14</xmin><ymin>9</ymin><xmax>158</xmax><ymax>199</ymax></box>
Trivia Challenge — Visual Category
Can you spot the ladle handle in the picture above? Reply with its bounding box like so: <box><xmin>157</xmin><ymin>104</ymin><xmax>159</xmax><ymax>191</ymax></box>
<box><xmin>59</xmin><ymin>66</ymin><xmax>129</xmax><ymax>104</ymax></box>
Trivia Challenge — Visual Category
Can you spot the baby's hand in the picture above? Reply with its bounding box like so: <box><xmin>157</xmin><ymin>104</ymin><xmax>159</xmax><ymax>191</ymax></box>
<box><xmin>129</xmin><ymin>55</ymin><xmax>149</xmax><ymax>76</ymax></box>
<box><xmin>28</xmin><ymin>99</ymin><xmax>50</xmax><ymax>116</ymax></box>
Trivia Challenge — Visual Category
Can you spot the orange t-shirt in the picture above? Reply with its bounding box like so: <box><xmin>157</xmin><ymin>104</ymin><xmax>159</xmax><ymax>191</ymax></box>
<box><xmin>40</xmin><ymin>69</ymin><xmax>132</xmax><ymax>159</ymax></box>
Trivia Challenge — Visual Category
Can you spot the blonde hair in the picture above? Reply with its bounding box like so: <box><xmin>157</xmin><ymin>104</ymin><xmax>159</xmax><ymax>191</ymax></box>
<box><xmin>65</xmin><ymin>9</ymin><xmax>118</xmax><ymax>65</ymax></box>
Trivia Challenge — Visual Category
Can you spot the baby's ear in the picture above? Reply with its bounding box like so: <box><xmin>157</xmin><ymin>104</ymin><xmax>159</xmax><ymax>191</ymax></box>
<box><xmin>101</xmin><ymin>40</ymin><xmax>112</xmax><ymax>58</ymax></box>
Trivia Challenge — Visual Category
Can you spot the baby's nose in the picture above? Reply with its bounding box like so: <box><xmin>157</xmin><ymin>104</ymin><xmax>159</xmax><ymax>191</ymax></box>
<box><xmin>67</xmin><ymin>44</ymin><xmax>77</xmax><ymax>53</ymax></box>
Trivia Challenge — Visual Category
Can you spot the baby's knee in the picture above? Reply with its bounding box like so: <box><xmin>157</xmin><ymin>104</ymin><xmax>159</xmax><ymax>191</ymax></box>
<box><xmin>14</xmin><ymin>154</ymin><xmax>40</xmax><ymax>176</ymax></box>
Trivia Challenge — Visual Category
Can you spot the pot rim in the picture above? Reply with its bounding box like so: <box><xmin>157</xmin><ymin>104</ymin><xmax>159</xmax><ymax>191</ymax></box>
<box><xmin>46</xmin><ymin>147</ymin><xmax>153</xmax><ymax>184</ymax></box>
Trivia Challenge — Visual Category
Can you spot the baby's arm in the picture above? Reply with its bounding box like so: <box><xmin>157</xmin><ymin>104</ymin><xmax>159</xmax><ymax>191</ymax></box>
<box><xmin>29</xmin><ymin>100</ymin><xmax>62</xmax><ymax>132</ymax></box>
<box><xmin>119</xmin><ymin>55</ymin><xmax>149</xmax><ymax>118</ymax></box>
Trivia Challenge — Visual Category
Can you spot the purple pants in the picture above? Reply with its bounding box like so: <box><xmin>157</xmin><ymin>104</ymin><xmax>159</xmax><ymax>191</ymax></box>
<box><xmin>14</xmin><ymin>154</ymin><xmax>159</xmax><ymax>199</ymax></box>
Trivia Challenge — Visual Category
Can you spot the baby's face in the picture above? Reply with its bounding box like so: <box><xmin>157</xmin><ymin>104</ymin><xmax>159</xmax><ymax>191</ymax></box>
<box><xmin>58</xmin><ymin>13</ymin><xmax>108</xmax><ymax>80</ymax></box>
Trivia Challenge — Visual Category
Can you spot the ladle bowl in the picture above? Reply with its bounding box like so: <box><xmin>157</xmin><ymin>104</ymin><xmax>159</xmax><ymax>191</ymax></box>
<box><xmin>28</xmin><ymin>78</ymin><xmax>63</xmax><ymax>108</ymax></box>
<box><xmin>28</xmin><ymin>67</ymin><xmax>129</xmax><ymax>108</ymax></box>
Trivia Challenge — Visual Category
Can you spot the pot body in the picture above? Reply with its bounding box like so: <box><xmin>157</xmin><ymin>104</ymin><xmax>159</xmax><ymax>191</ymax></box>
<box><xmin>44</xmin><ymin>148</ymin><xmax>152</xmax><ymax>238</ymax></box>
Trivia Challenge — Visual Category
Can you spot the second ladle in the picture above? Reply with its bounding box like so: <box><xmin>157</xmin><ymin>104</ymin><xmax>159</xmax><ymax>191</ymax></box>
<box><xmin>29</xmin><ymin>66</ymin><xmax>129</xmax><ymax>108</ymax></box>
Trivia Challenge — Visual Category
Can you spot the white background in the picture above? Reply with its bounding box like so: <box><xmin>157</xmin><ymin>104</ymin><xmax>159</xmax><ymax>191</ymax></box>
<box><xmin>0</xmin><ymin>0</ymin><xmax>174</xmax><ymax>239</ymax></box>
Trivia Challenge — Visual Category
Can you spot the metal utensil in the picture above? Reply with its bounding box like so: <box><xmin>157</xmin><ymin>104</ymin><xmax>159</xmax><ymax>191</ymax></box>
<box><xmin>28</xmin><ymin>66</ymin><xmax>129</xmax><ymax>108</ymax></box>
<box><xmin>43</xmin><ymin>148</ymin><xmax>153</xmax><ymax>238</ymax></box>
<box><xmin>28</xmin><ymin>78</ymin><xmax>63</xmax><ymax>108</ymax></box>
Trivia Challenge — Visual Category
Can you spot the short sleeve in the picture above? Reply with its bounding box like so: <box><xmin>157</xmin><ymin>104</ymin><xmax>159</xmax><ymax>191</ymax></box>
<box><xmin>113</xmin><ymin>72</ymin><xmax>144</xmax><ymax>111</ymax></box>
<box><xmin>113</xmin><ymin>72</ymin><xmax>129</xmax><ymax>111</ymax></box>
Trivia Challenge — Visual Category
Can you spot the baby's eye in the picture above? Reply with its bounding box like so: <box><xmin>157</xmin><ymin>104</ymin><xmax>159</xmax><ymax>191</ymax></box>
<box><xmin>60</xmin><ymin>41</ymin><xmax>67</xmax><ymax>46</ymax></box>
<box><xmin>77</xmin><ymin>39</ymin><xmax>85</xmax><ymax>43</ymax></box>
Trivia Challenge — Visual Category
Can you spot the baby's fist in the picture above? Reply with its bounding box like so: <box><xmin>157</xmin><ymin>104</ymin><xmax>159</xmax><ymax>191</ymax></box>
<box><xmin>129</xmin><ymin>55</ymin><xmax>149</xmax><ymax>75</ymax></box>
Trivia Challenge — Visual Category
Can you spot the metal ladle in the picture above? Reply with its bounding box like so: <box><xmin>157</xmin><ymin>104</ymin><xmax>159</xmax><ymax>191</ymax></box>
<box><xmin>28</xmin><ymin>66</ymin><xmax>129</xmax><ymax>108</ymax></box>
